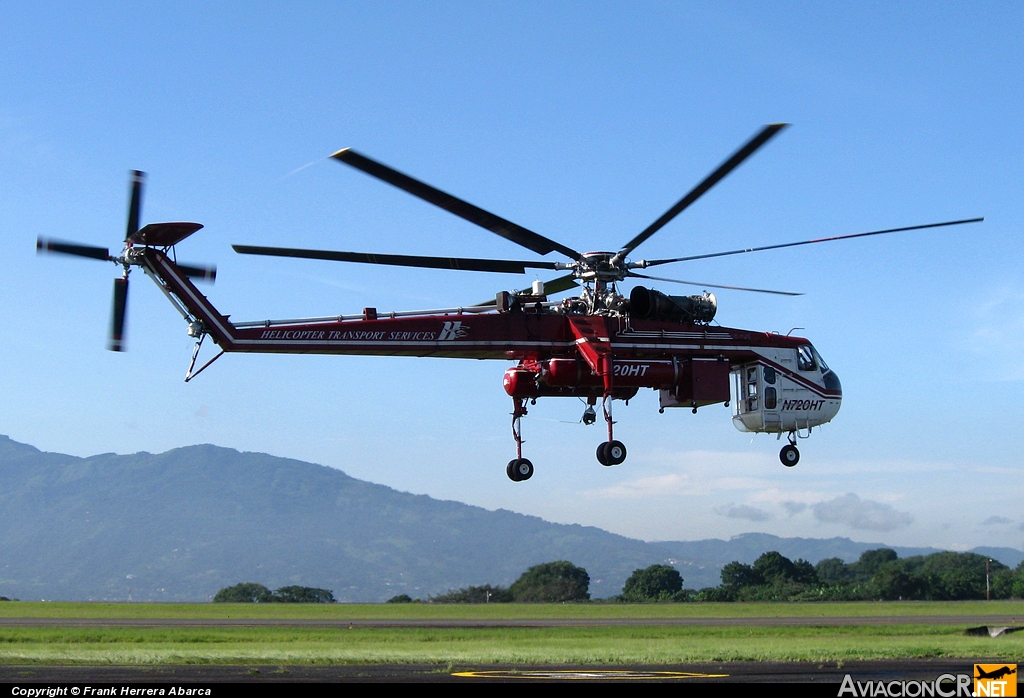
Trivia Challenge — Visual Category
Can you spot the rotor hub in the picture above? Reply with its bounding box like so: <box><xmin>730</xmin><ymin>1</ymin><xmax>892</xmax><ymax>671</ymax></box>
<box><xmin>577</xmin><ymin>251</ymin><xmax>627</xmax><ymax>283</ymax></box>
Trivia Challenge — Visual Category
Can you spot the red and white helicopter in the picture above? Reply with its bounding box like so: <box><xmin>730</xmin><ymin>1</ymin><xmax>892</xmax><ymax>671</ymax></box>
<box><xmin>38</xmin><ymin>124</ymin><xmax>981</xmax><ymax>481</ymax></box>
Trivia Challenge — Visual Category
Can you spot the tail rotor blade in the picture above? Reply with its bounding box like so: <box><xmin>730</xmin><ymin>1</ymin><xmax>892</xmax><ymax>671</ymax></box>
<box><xmin>176</xmin><ymin>263</ymin><xmax>217</xmax><ymax>282</ymax></box>
<box><xmin>36</xmin><ymin>238</ymin><xmax>112</xmax><ymax>261</ymax></box>
<box><xmin>126</xmin><ymin>170</ymin><xmax>145</xmax><ymax>240</ymax></box>
<box><xmin>109</xmin><ymin>277</ymin><xmax>129</xmax><ymax>352</ymax></box>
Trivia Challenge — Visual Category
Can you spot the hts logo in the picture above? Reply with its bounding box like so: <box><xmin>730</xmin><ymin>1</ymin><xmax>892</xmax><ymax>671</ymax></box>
<box><xmin>438</xmin><ymin>321</ymin><xmax>469</xmax><ymax>341</ymax></box>
<box><xmin>975</xmin><ymin>664</ymin><xmax>1017</xmax><ymax>697</ymax></box>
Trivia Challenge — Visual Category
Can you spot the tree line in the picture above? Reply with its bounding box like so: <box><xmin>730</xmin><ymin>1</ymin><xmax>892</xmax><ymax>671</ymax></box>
<box><xmin>213</xmin><ymin>582</ymin><xmax>335</xmax><ymax>603</ymax></box>
<box><xmin>213</xmin><ymin>549</ymin><xmax>1024</xmax><ymax>603</ymax></box>
<box><xmin>701</xmin><ymin>548</ymin><xmax>1024</xmax><ymax>602</ymax></box>
<box><xmin>390</xmin><ymin>560</ymin><xmax>592</xmax><ymax>603</ymax></box>
<box><xmin>213</xmin><ymin>562</ymin><xmax>594</xmax><ymax>604</ymax></box>
<box><xmin>394</xmin><ymin>550</ymin><xmax>1024</xmax><ymax>603</ymax></box>
<box><xmin>389</xmin><ymin>560</ymin><xmax>684</xmax><ymax>603</ymax></box>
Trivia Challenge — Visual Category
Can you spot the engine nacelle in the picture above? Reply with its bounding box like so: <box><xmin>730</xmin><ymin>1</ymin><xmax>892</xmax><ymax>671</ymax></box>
<box><xmin>629</xmin><ymin>286</ymin><xmax>717</xmax><ymax>324</ymax></box>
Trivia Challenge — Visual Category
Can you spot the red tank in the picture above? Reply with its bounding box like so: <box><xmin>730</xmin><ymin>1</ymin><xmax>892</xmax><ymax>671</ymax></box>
<box><xmin>503</xmin><ymin>366</ymin><xmax>637</xmax><ymax>400</ymax></box>
<box><xmin>543</xmin><ymin>358</ymin><xmax>680</xmax><ymax>388</ymax></box>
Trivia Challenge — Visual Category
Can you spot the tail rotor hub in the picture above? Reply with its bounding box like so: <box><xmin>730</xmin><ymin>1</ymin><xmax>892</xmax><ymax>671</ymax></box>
<box><xmin>36</xmin><ymin>170</ymin><xmax>215</xmax><ymax>352</ymax></box>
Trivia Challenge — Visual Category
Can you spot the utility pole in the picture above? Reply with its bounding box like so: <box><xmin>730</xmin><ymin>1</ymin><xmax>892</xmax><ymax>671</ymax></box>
<box><xmin>986</xmin><ymin>559</ymin><xmax>991</xmax><ymax>601</ymax></box>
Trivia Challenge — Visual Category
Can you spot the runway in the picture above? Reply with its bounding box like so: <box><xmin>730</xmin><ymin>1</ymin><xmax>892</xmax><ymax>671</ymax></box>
<box><xmin>0</xmin><ymin>614</ymin><xmax>1019</xmax><ymax>627</ymax></box>
<box><xmin>0</xmin><ymin>659</ymin><xmax>1009</xmax><ymax>683</ymax></box>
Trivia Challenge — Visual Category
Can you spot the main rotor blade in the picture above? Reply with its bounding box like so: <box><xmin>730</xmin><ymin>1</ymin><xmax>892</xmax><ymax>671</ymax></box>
<box><xmin>176</xmin><ymin>262</ymin><xmax>217</xmax><ymax>282</ymax></box>
<box><xmin>232</xmin><ymin>244</ymin><xmax>559</xmax><ymax>274</ymax></box>
<box><xmin>471</xmin><ymin>272</ymin><xmax>579</xmax><ymax>306</ymax></box>
<box><xmin>109</xmin><ymin>277</ymin><xmax>128</xmax><ymax>352</ymax></box>
<box><xmin>331</xmin><ymin>148</ymin><xmax>580</xmax><ymax>259</ymax></box>
<box><xmin>616</xmin><ymin>123</ymin><xmax>788</xmax><ymax>261</ymax></box>
<box><xmin>642</xmin><ymin>217</ymin><xmax>985</xmax><ymax>267</ymax></box>
<box><xmin>628</xmin><ymin>271</ymin><xmax>802</xmax><ymax>296</ymax></box>
<box><xmin>541</xmin><ymin>272</ymin><xmax>580</xmax><ymax>295</ymax></box>
<box><xmin>125</xmin><ymin>170</ymin><xmax>144</xmax><ymax>240</ymax></box>
<box><xmin>36</xmin><ymin>238</ymin><xmax>112</xmax><ymax>261</ymax></box>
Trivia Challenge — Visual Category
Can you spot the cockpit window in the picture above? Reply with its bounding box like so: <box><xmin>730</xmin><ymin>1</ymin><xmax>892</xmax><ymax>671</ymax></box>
<box><xmin>797</xmin><ymin>345</ymin><xmax>816</xmax><ymax>371</ymax></box>
<box><xmin>763</xmin><ymin>366</ymin><xmax>776</xmax><ymax>384</ymax></box>
<box><xmin>811</xmin><ymin>346</ymin><xmax>829</xmax><ymax>372</ymax></box>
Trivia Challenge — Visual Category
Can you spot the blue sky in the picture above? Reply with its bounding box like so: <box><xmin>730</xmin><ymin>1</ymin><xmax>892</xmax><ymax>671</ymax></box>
<box><xmin>2</xmin><ymin>2</ymin><xmax>1022</xmax><ymax>552</ymax></box>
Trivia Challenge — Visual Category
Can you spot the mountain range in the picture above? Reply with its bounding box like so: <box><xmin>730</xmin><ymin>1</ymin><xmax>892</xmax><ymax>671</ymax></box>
<box><xmin>0</xmin><ymin>435</ymin><xmax>1018</xmax><ymax>601</ymax></box>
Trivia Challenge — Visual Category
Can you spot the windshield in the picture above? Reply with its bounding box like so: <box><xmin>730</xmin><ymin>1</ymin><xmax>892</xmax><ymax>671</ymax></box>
<box><xmin>797</xmin><ymin>345</ymin><xmax>816</xmax><ymax>371</ymax></box>
<box><xmin>811</xmin><ymin>346</ymin><xmax>829</xmax><ymax>372</ymax></box>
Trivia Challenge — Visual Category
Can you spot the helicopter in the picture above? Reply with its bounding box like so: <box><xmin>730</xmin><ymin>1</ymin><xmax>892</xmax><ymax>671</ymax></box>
<box><xmin>37</xmin><ymin>124</ymin><xmax>982</xmax><ymax>482</ymax></box>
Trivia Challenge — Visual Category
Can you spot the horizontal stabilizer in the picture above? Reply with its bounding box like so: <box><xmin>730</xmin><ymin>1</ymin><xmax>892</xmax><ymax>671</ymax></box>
<box><xmin>128</xmin><ymin>222</ymin><xmax>204</xmax><ymax>247</ymax></box>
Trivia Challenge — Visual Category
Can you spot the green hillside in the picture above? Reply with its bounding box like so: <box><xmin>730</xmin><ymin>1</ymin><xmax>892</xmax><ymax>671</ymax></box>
<box><xmin>0</xmin><ymin>435</ymin><xmax>1018</xmax><ymax>602</ymax></box>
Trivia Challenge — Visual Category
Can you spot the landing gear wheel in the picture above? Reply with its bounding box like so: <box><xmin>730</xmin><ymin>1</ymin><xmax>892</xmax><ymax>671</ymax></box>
<box><xmin>597</xmin><ymin>441</ymin><xmax>627</xmax><ymax>466</ymax></box>
<box><xmin>606</xmin><ymin>440</ymin><xmax>627</xmax><ymax>465</ymax></box>
<box><xmin>780</xmin><ymin>444</ymin><xmax>800</xmax><ymax>467</ymax></box>
<box><xmin>507</xmin><ymin>458</ymin><xmax>533</xmax><ymax>481</ymax></box>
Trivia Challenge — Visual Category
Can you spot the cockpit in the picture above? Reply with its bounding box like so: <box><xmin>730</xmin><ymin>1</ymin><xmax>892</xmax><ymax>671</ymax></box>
<box><xmin>730</xmin><ymin>343</ymin><xmax>842</xmax><ymax>437</ymax></box>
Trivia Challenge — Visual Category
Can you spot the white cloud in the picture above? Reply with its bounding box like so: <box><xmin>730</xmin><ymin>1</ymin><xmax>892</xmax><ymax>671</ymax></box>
<box><xmin>583</xmin><ymin>450</ymin><xmax>774</xmax><ymax>500</ymax></box>
<box><xmin>811</xmin><ymin>493</ymin><xmax>913</xmax><ymax>532</ymax></box>
<box><xmin>586</xmin><ymin>472</ymin><xmax>710</xmax><ymax>499</ymax></box>
<box><xmin>981</xmin><ymin>516</ymin><xmax>1013</xmax><ymax>526</ymax></box>
<box><xmin>717</xmin><ymin>503</ymin><xmax>772</xmax><ymax>522</ymax></box>
<box><xmin>748</xmin><ymin>486</ymin><xmax>831</xmax><ymax>505</ymax></box>
<box><xmin>782</xmin><ymin>501</ymin><xmax>808</xmax><ymax>516</ymax></box>
<box><xmin>642</xmin><ymin>449</ymin><xmax>774</xmax><ymax>470</ymax></box>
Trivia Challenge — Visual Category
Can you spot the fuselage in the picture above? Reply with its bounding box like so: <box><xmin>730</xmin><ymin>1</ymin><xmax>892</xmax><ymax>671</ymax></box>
<box><xmin>144</xmin><ymin>247</ymin><xmax>842</xmax><ymax>434</ymax></box>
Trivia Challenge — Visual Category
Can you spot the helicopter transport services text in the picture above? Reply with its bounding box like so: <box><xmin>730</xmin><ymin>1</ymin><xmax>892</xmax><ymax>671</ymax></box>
<box><xmin>258</xmin><ymin>329</ymin><xmax>438</xmax><ymax>341</ymax></box>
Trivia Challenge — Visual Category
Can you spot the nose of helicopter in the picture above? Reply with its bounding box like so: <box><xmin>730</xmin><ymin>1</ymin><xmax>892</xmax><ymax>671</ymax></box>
<box><xmin>822</xmin><ymin>368</ymin><xmax>841</xmax><ymax>395</ymax></box>
<box><xmin>822</xmin><ymin>368</ymin><xmax>842</xmax><ymax>421</ymax></box>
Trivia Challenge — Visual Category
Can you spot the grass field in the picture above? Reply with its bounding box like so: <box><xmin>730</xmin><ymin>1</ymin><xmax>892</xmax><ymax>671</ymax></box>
<box><xmin>0</xmin><ymin>602</ymin><xmax>1020</xmax><ymax>664</ymax></box>
<box><xmin>1</xmin><ymin>600</ymin><xmax>1022</xmax><ymax>620</ymax></box>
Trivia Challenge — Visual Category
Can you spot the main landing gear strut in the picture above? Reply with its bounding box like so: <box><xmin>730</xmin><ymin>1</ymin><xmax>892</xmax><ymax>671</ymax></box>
<box><xmin>780</xmin><ymin>432</ymin><xmax>800</xmax><ymax>467</ymax></box>
<box><xmin>595</xmin><ymin>395</ymin><xmax>626</xmax><ymax>466</ymax></box>
<box><xmin>506</xmin><ymin>394</ymin><xmax>629</xmax><ymax>482</ymax></box>
<box><xmin>507</xmin><ymin>397</ymin><xmax>534</xmax><ymax>481</ymax></box>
